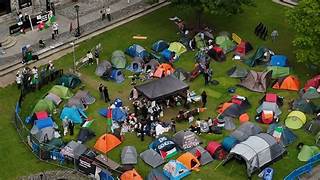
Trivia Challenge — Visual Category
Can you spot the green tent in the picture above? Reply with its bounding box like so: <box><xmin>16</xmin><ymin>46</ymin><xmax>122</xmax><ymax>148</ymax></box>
<box><xmin>194</xmin><ymin>33</ymin><xmax>206</xmax><ymax>49</ymax></box>
<box><xmin>215</xmin><ymin>35</ymin><xmax>236</xmax><ymax>53</ymax></box>
<box><xmin>298</xmin><ymin>145</ymin><xmax>320</xmax><ymax>162</ymax></box>
<box><xmin>292</xmin><ymin>98</ymin><xmax>317</xmax><ymax>114</ymax></box>
<box><xmin>267</xmin><ymin>66</ymin><xmax>290</xmax><ymax>79</ymax></box>
<box><xmin>302</xmin><ymin>88</ymin><xmax>320</xmax><ymax>99</ymax></box>
<box><xmin>32</xmin><ymin>99</ymin><xmax>55</xmax><ymax>114</ymax></box>
<box><xmin>48</xmin><ymin>85</ymin><xmax>73</xmax><ymax>99</ymax></box>
<box><xmin>111</xmin><ymin>50</ymin><xmax>126</xmax><ymax>69</ymax></box>
<box><xmin>57</xmin><ymin>74</ymin><xmax>81</xmax><ymax>89</ymax></box>
<box><xmin>315</xmin><ymin>132</ymin><xmax>320</xmax><ymax>146</ymax></box>
<box><xmin>168</xmin><ymin>42</ymin><xmax>187</xmax><ymax>56</ymax></box>
<box><xmin>245</xmin><ymin>47</ymin><xmax>270</xmax><ymax>67</ymax></box>
<box><xmin>285</xmin><ymin>111</ymin><xmax>307</xmax><ymax>129</ymax></box>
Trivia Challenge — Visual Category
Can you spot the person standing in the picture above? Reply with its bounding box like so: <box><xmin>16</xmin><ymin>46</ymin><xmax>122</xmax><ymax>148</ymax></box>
<box><xmin>103</xmin><ymin>86</ymin><xmax>110</xmax><ymax>102</ymax></box>
<box><xmin>52</xmin><ymin>22</ymin><xmax>59</xmax><ymax>35</ymax></box>
<box><xmin>106</xmin><ymin>6</ymin><xmax>111</xmax><ymax>22</ymax></box>
<box><xmin>68</xmin><ymin>120</ymin><xmax>74</xmax><ymax>136</ymax></box>
<box><xmin>99</xmin><ymin>84</ymin><xmax>104</xmax><ymax>100</ymax></box>
<box><xmin>204</xmin><ymin>71</ymin><xmax>209</xmax><ymax>86</ymax></box>
<box><xmin>140</xmin><ymin>122</ymin><xmax>145</xmax><ymax>141</ymax></box>
<box><xmin>51</xmin><ymin>30</ymin><xmax>55</xmax><ymax>40</ymax></box>
<box><xmin>271</xmin><ymin>29</ymin><xmax>278</xmax><ymax>42</ymax></box>
<box><xmin>170</xmin><ymin>118</ymin><xmax>176</xmax><ymax>133</ymax></box>
<box><xmin>100</xmin><ymin>6</ymin><xmax>106</xmax><ymax>20</ymax></box>
<box><xmin>201</xmin><ymin>90</ymin><xmax>207</xmax><ymax>108</ymax></box>
<box><xmin>94</xmin><ymin>46</ymin><xmax>100</xmax><ymax>65</ymax></box>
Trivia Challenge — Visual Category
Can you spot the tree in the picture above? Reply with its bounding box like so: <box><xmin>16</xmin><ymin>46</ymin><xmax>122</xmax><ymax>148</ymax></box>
<box><xmin>287</xmin><ymin>0</ymin><xmax>320</xmax><ymax>68</ymax></box>
<box><xmin>170</xmin><ymin>0</ymin><xmax>254</xmax><ymax>27</ymax></box>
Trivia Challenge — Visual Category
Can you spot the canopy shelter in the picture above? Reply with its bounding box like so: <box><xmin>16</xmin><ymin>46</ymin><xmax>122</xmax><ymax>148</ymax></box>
<box><xmin>245</xmin><ymin>47</ymin><xmax>273</xmax><ymax>67</ymax></box>
<box><xmin>127</xmin><ymin>57</ymin><xmax>144</xmax><ymax>73</ymax></box>
<box><xmin>32</xmin><ymin>99</ymin><xmax>55</xmax><ymax>114</ymax></box>
<box><xmin>238</xmin><ymin>70</ymin><xmax>272</xmax><ymax>93</ymax></box>
<box><xmin>269</xmin><ymin>55</ymin><xmax>288</xmax><ymax>67</ymax></box>
<box><xmin>45</xmin><ymin>93</ymin><xmax>62</xmax><ymax>106</ymax></box>
<box><xmin>272</xmin><ymin>75</ymin><xmax>300</xmax><ymax>91</ymax></box>
<box><xmin>163</xmin><ymin>160</ymin><xmax>191</xmax><ymax>180</ymax></box>
<box><xmin>94</xmin><ymin>134</ymin><xmax>121</xmax><ymax>154</ymax></box>
<box><xmin>168</xmin><ymin>42</ymin><xmax>187</xmax><ymax>57</ymax></box>
<box><xmin>227</xmin><ymin>65</ymin><xmax>249</xmax><ymax>78</ymax></box>
<box><xmin>111</xmin><ymin>50</ymin><xmax>126</xmax><ymax>69</ymax></box>
<box><xmin>57</xmin><ymin>74</ymin><xmax>81</xmax><ymax>89</ymax></box>
<box><xmin>48</xmin><ymin>85</ymin><xmax>73</xmax><ymax>99</ymax></box>
<box><xmin>267</xmin><ymin>123</ymin><xmax>297</xmax><ymax>146</ymax></box>
<box><xmin>135</xmin><ymin>75</ymin><xmax>189</xmax><ymax>101</ymax></box>
<box><xmin>189</xmin><ymin>146</ymin><xmax>213</xmax><ymax>165</ymax></box>
<box><xmin>95</xmin><ymin>60</ymin><xmax>112</xmax><ymax>78</ymax></box>
<box><xmin>223</xmin><ymin>133</ymin><xmax>286</xmax><ymax>177</ymax></box>
<box><xmin>60</xmin><ymin>140</ymin><xmax>88</xmax><ymax>161</ymax></box>
<box><xmin>230</xmin><ymin>122</ymin><xmax>262</xmax><ymax>142</ymax></box>
<box><xmin>60</xmin><ymin>107</ymin><xmax>87</xmax><ymax>124</ymax></box>
<box><xmin>140</xmin><ymin>149</ymin><xmax>165</xmax><ymax>168</ymax></box>
<box><xmin>126</xmin><ymin>44</ymin><xmax>149</xmax><ymax>59</ymax></box>
<box><xmin>153</xmin><ymin>63</ymin><xmax>175</xmax><ymax>78</ymax></box>
<box><xmin>152</xmin><ymin>40</ymin><xmax>169</xmax><ymax>52</ymax></box>
<box><xmin>174</xmin><ymin>130</ymin><xmax>201</xmax><ymax>151</ymax></box>
<box><xmin>285</xmin><ymin>111</ymin><xmax>307</xmax><ymax>129</ymax></box>
<box><xmin>121</xmin><ymin>146</ymin><xmax>138</xmax><ymax>165</ymax></box>
<box><xmin>177</xmin><ymin>152</ymin><xmax>201</xmax><ymax>171</ymax></box>
<box><xmin>267</xmin><ymin>66</ymin><xmax>290</xmax><ymax>79</ymax></box>
<box><xmin>149</xmin><ymin>136</ymin><xmax>178</xmax><ymax>159</ymax></box>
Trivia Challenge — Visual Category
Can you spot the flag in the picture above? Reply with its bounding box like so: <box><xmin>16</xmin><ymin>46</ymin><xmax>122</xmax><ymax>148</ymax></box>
<box><xmin>106</xmin><ymin>108</ymin><xmax>112</xmax><ymax>133</ymax></box>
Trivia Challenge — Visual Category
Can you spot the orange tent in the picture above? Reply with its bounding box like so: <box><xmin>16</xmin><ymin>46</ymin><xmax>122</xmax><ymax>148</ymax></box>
<box><xmin>239</xmin><ymin>113</ymin><xmax>250</xmax><ymax>123</ymax></box>
<box><xmin>177</xmin><ymin>152</ymin><xmax>201</xmax><ymax>171</ymax></box>
<box><xmin>120</xmin><ymin>169</ymin><xmax>143</xmax><ymax>180</ymax></box>
<box><xmin>153</xmin><ymin>63</ymin><xmax>175</xmax><ymax>78</ymax></box>
<box><xmin>273</xmin><ymin>75</ymin><xmax>300</xmax><ymax>91</ymax></box>
<box><xmin>217</xmin><ymin>102</ymin><xmax>233</xmax><ymax>114</ymax></box>
<box><xmin>94</xmin><ymin>134</ymin><xmax>121</xmax><ymax>153</ymax></box>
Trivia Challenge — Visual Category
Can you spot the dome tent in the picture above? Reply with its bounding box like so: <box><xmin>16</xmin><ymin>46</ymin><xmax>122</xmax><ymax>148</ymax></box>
<box><xmin>111</xmin><ymin>50</ymin><xmax>126</xmax><ymax>69</ymax></box>
<box><xmin>285</xmin><ymin>111</ymin><xmax>307</xmax><ymax>129</ymax></box>
<box><xmin>152</xmin><ymin>40</ymin><xmax>169</xmax><ymax>52</ymax></box>
<box><xmin>95</xmin><ymin>60</ymin><xmax>112</xmax><ymax>77</ymax></box>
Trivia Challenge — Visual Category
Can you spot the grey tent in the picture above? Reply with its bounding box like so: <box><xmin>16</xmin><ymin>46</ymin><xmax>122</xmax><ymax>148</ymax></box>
<box><xmin>67</xmin><ymin>98</ymin><xmax>85</xmax><ymax>109</ymax></box>
<box><xmin>256</xmin><ymin>101</ymin><xmax>282</xmax><ymax>116</ymax></box>
<box><xmin>267</xmin><ymin>123</ymin><xmax>297</xmax><ymax>146</ymax></box>
<box><xmin>173</xmin><ymin>130</ymin><xmax>201</xmax><ymax>150</ymax></box>
<box><xmin>144</xmin><ymin>59</ymin><xmax>160</xmax><ymax>72</ymax></box>
<box><xmin>174</xmin><ymin>68</ymin><xmax>189</xmax><ymax>81</ymax></box>
<box><xmin>121</xmin><ymin>146</ymin><xmax>137</xmax><ymax>165</ymax></box>
<box><xmin>95</xmin><ymin>60</ymin><xmax>112</xmax><ymax>77</ymax></box>
<box><xmin>74</xmin><ymin>90</ymin><xmax>96</xmax><ymax>105</ymax></box>
<box><xmin>147</xmin><ymin>169</ymin><xmax>169</xmax><ymax>180</ymax></box>
<box><xmin>60</xmin><ymin>140</ymin><xmax>88</xmax><ymax>160</ymax></box>
<box><xmin>135</xmin><ymin>75</ymin><xmax>189</xmax><ymax>101</ymax></box>
<box><xmin>223</xmin><ymin>133</ymin><xmax>286</xmax><ymax>177</ymax></box>
<box><xmin>140</xmin><ymin>149</ymin><xmax>165</xmax><ymax>168</ymax></box>
<box><xmin>230</xmin><ymin>122</ymin><xmax>262</xmax><ymax>142</ymax></box>
<box><xmin>238</xmin><ymin>70</ymin><xmax>272</xmax><ymax>93</ymax></box>
<box><xmin>30</xmin><ymin>126</ymin><xmax>55</xmax><ymax>143</ymax></box>
<box><xmin>189</xmin><ymin>146</ymin><xmax>213</xmax><ymax>165</ymax></box>
<box><xmin>227</xmin><ymin>66</ymin><xmax>249</xmax><ymax>78</ymax></box>
<box><xmin>292</xmin><ymin>98</ymin><xmax>317</xmax><ymax>114</ymax></box>
<box><xmin>111</xmin><ymin>50</ymin><xmax>126</xmax><ymax>69</ymax></box>
<box><xmin>127</xmin><ymin>57</ymin><xmax>144</xmax><ymax>72</ymax></box>
<box><xmin>224</xmin><ymin>116</ymin><xmax>236</xmax><ymax>130</ymax></box>
<box><xmin>77</xmin><ymin>128</ymin><xmax>96</xmax><ymax>144</ymax></box>
<box><xmin>304</xmin><ymin>120</ymin><xmax>320</xmax><ymax>135</ymax></box>
<box><xmin>302</xmin><ymin>88</ymin><xmax>320</xmax><ymax>100</ymax></box>
<box><xmin>45</xmin><ymin>93</ymin><xmax>62</xmax><ymax>106</ymax></box>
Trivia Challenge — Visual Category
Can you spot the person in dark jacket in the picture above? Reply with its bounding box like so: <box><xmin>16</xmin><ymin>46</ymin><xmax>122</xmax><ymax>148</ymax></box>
<box><xmin>103</xmin><ymin>86</ymin><xmax>110</xmax><ymax>102</ymax></box>
<box><xmin>201</xmin><ymin>91</ymin><xmax>207</xmax><ymax>108</ymax></box>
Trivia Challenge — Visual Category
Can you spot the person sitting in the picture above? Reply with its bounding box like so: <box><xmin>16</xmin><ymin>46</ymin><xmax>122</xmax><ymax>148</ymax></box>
<box><xmin>86</xmin><ymin>51</ymin><xmax>94</xmax><ymax>65</ymax></box>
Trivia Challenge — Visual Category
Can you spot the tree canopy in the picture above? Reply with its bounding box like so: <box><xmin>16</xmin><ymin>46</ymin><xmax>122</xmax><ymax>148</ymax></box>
<box><xmin>287</xmin><ymin>0</ymin><xmax>320</xmax><ymax>67</ymax></box>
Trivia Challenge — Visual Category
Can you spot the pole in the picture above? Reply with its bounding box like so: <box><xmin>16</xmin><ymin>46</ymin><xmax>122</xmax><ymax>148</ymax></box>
<box><xmin>28</xmin><ymin>15</ymin><xmax>34</xmax><ymax>31</ymax></box>
<box><xmin>72</xmin><ymin>42</ymin><xmax>76</xmax><ymax>72</ymax></box>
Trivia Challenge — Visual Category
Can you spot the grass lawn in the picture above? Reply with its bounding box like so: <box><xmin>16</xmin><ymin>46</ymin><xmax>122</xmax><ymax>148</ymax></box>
<box><xmin>0</xmin><ymin>0</ymin><xmax>318</xmax><ymax>179</ymax></box>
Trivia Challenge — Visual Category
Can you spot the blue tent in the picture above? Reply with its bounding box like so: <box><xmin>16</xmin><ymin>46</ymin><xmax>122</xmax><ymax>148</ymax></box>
<box><xmin>114</xmin><ymin>98</ymin><xmax>123</xmax><ymax>107</ymax></box>
<box><xmin>267</xmin><ymin>123</ymin><xmax>297</xmax><ymax>146</ymax></box>
<box><xmin>160</xmin><ymin>49</ymin><xmax>174</xmax><ymax>61</ymax></box>
<box><xmin>222</xmin><ymin>136</ymin><xmax>239</xmax><ymax>152</ymax></box>
<box><xmin>110</xmin><ymin>69</ymin><xmax>125</xmax><ymax>83</ymax></box>
<box><xmin>126</xmin><ymin>44</ymin><xmax>149</xmax><ymax>59</ymax></box>
<box><xmin>127</xmin><ymin>57</ymin><xmax>143</xmax><ymax>73</ymax></box>
<box><xmin>152</xmin><ymin>40</ymin><xmax>169</xmax><ymax>53</ymax></box>
<box><xmin>270</xmin><ymin>55</ymin><xmax>288</xmax><ymax>67</ymax></box>
<box><xmin>163</xmin><ymin>160</ymin><xmax>191</xmax><ymax>180</ymax></box>
<box><xmin>60</xmin><ymin>107</ymin><xmax>87</xmax><ymax>124</ymax></box>
<box><xmin>98</xmin><ymin>169</ymin><xmax>114</xmax><ymax>180</ymax></box>
<box><xmin>147</xmin><ymin>169</ymin><xmax>169</xmax><ymax>180</ymax></box>
<box><xmin>35</xmin><ymin>117</ymin><xmax>54</xmax><ymax>129</ymax></box>
<box><xmin>99</xmin><ymin>107</ymin><xmax>127</xmax><ymax>122</ymax></box>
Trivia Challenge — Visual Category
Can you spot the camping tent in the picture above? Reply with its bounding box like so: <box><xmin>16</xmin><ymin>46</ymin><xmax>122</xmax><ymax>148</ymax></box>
<box><xmin>305</xmin><ymin>120</ymin><xmax>320</xmax><ymax>135</ymax></box>
<box><xmin>245</xmin><ymin>47</ymin><xmax>273</xmax><ymax>67</ymax></box>
<box><xmin>230</xmin><ymin>122</ymin><xmax>262</xmax><ymax>142</ymax></box>
<box><xmin>45</xmin><ymin>93</ymin><xmax>62</xmax><ymax>106</ymax></box>
<box><xmin>227</xmin><ymin>66</ymin><xmax>248</xmax><ymax>78</ymax></box>
<box><xmin>152</xmin><ymin>40</ymin><xmax>169</xmax><ymax>52</ymax></box>
<box><xmin>235</xmin><ymin>41</ymin><xmax>253</xmax><ymax>56</ymax></box>
<box><xmin>144</xmin><ymin>59</ymin><xmax>160</xmax><ymax>72</ymax></box>
<box><xmin>60</xmin><ymin>140</ymin><xmax>88</xmax><ymax>160</ymax></box>
<box><xmin>121</xmin><ymin>146</ymin><xmax>137</xmax><ymax>165</ymax></box>
<box><xmin>111</xmin><ymin>50</ymin><xmax>126</xmax><ymax>69</ymax></box>
<box><xmin>57</xmin><ymin>74</ymin><xmax>81</xmax><ymax>89</ymax></box>
<box><xmin>99</xmin><ymin>107</ymin><xmax>127</xmax><ymax>122</ymax></box>
<box><xmin>302</xmin><ymin>87</ymin><xmax>320</xmax><ymax>100</ymax></box>
<box><xmin>120</xmin><ymin>169</ymin><xmax>143</xmax><ymax>180</ymax></box>
<box><xmin>153</xmin><ymin>63</ymin><xmax>175</xmax><ymax>78</ymax></box>
<box><xmin>256</xmin><ymin>101</ymin><xmax>282</xmax><ymax>116</ymax></box>
<box><xmin>267</xmin><ymin>66</ymin><xmax>290</xmax><ymax>79</ymax></box>
<box><xmin>267</xmin><ymin>123</ymin><xmax>297</xmax><ymax>146</ymax></box>
<box><xmin>304</xmin><ymin>74</ymin><xmax>320</xmax><ymax>91</ymax></box>
<box><xmin>35</xmin><ymin>117</ymin><xmax>54</xmax><ymax>129</ymax></box>
<box><xmin>94</xmin><ymin>134</ymin><xmax>121</xmax><ymax>154</ymax></box>
<box><xmin>147</xmin><ymin>169</ymin><xmax>169</xmax><ymax>180</ymax></box>
<box><xmin>298</xmin><ymin>145</ymin><xmax>320</xmax><ymax>162</ymax></box>
<box><xmin>194</xmin><ymin>33</ymin><xmax>207</xmax><ymax>49</ymax></box>
<box><xmin>168</xmin><ymin>42</ymin><xmax>187</xmax><ymax>57</ymax></box>
<box><xmin>222</xmin><ymin>136</ymin><xmax>239</xmax><ymax>152</ymax></box>
<box><xmin>126</xmin><ymin>44</ymin><xmax>149</xmax><ymax>59</ymax></box>
<box><xmin>206</xmin><ymin>141</ymin><xmax>225</xmax><ymax>159</ymax></box>
<box><xmin>215</xmin><ymin>35</ymin><xmax>236</xmax><ymax>53</ymax></box>
<box><xmin>135</xmin><ymin>75</ymin><xmax>188</xmax><ymax>101</ymax></box>
<box><xmin>30</xmin><ymin>126</ymin><xmax>55</xmax><ymax>143</ymax></box>
<box><xmin>189</xmin><ymin>146</ymin><xmax>213</xmax><ymax>165</ymax></box>
<box><xmin>77</xmin><ymin>128</ymin><xmax>96</xmax><ymax>144</ymax></box>
<box><xmin>269</xmin><ymin>55</ymin><xmax>288</xmax><ymax>67</ymax></box>
<box><xmin>140</xmin><ymin>149</ymin><xmax>165</xmax><ymax>168</ymax></box>
<box><xmin>95</xmin><ymin>60</ymin><xmax>112</xmax><ymax>77</ymax></box>
<box><xmin>73</xmin><ymin>90</ymin><xmax>96</xmax><ymax>105</ymax></box>
<box><xmin>149</xmin><ymin>136</ymin><xmax>178</xmax><ymax>159</ymax></box>
<box><xmin>217</xmin><ymin>95</ymin><xmax>251</xmax><ymax>118</ymax></box>
<box><xmin>127</xmin><ymin>57</ymin><xmax>144</xmax><ymax>73</ymax></box>
<box><xmin>273</xmin><ymin>75</ymin><xmax>300</xmax><ymax>91</ymax></box>
<box><xmin>285</xmin><ymin>111</ymin><xmax>307</xmax><ymax>129</ymax></box>
<box><xmin>238</xmin><ymin>70</ymin><xmax>272</xmax><ymax>93</ymax></box>
<box><xmin>48</xmin><ymin>85</ymin><xmax>73</xmax><ymax>99</ymax></box>
<box><xmin>174</xmin><ymin>68</ymin><xmax>189</xmax><ymax>81</ymax></box>
<box><xmin>177</xmin><ymin>152</ymin><xmax>201</xmax><ymax>171</ymax></box>
<box><xmin>292</xmin><ymin>98</ymin><xmax>317</xmax><ymax>114</ymax></box>
<box><xmin>110</xmin><ymin>69</ymin><xmax>125</xmax><ymax>83</ymax></box>
<box><xmin>163</xmin><ymin>160</ymin><xmax>191</xmax><ymax>180</ymax></box>
<box><xmin>223</xmin><ymin>133</ymin><xmax>286</xmax><ymax>177</ymax></box>
<box><xmin>173</xmin><ymin>130</ymin><xmax>201</xmax><ymax>150</ymax></box>
<box><xmin>32</xmin><ymin>99</ymin><xmax>55</xmax><ymax>114</ymax></box>
<box><xmin>60</xmin><ymin>107</ymin><xmax>87</xmax><ymax>124</ymax></box>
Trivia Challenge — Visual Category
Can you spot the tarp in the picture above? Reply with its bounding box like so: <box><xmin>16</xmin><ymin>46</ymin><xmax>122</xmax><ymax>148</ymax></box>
<box><xmin>189</xmin><ymin>146</ymin><xmax>213</xmax><ymax>165</ymax></box>
<box><xmin>273</xmin><ymin>75</ymin><xmax>300</xmax><ymax>91</ymax></box>
<box><xmin>57</xmin><ymin>74</ymin><xmax>81</xmax><ymax>89</ymax></box>
<box><xmin>111</xmin><ymin>50</ymin><xmax>126</xmax><ymax>69</ymax></box>
<box><xmin>94</xmin><ymin>134</ymin><xmax>121</xmax><ymax>154</ymax></box>
<box><xmin>153</xmin><ymin>63</ymin><xmax>175</xmax><ymax>78</ymax></box>
<box><xmin>126</xmin><ymin>44</ymin><xmax>149</xmax><ymax>59</ymax></box>
<box><xmin>168</xmin><ymin>42</ymin><xmax>187</xmax><ymax>56</ymax></box>
<box><xmin>152</xmin><ymin>40</ymin><xmax>169</xmax><ymax>52</ymax></box>
<box><xmin>140</xmin><ymin>149</ymin><xmax>165</xmax><ymax>168</ymax></box>
<box><xmin>163</xmin><ymin>160</ymin><xmax>191</xmax><ymax>180</ymax></box>
<box><xmin>177</xmin><ymin>152</ymin><xmax>201</xmax><ymax>171</ymax></box>
<box><xmin>230</xmin><ymin>122</ymin><xmax>262</xmax><ymax>142</ymax></box>
<box><xmin>267</xmin><ymin>66</ymin><xmax>290</xmax><ymax>79</ymax></box>
<box><xmin>135</xmin><ymin>75</ymin><xmax>188</xmax><ymax>101</ymax></box>
<box><xmin>120</xmin><ymin>169</ymin><xmax>143</xmax><ymax>180</ymax></box>
<box><xmin>174</xmin><ymin>130</ymin><xmax>201</xmax><ymax>150</ymax></box>
<box><xmin>224</xmin><ymin>133</ymin><xmax>285</xmax><ymax>177</ymax></box>
<box><xmin>285</xmin><ymin>111</ymin><xmax>307</xmax><ymax>129</ymax></box>
<box><xmin>238</xmin><ymin>70</ymin><xmax>272</xmax><ymax>93</ymax></box>
<box><xmin>227</xmin><ymin>66</ymin><xmax>248</xmax><ymax>78</ymax></box>
<box><xmin>270</xmin><ymin>55</ymin><xmax>288</xmax><ymax>67</ymax></box>
<box><xmin>60</xmin><ymin>107</ymin><xmax>87</xmax><ymax>124</ymax></box>
<box><xmin>95</xmin><ymin>60</ymin><xmax>112</xmax><ymax>77</ymax></box>
<box><xmin>32</xmin><ymin>99</ymin><xmax>55</xmax><ymax>114</ymax></box>
<box><xmin>48</xmin><ymin>85</ymin><xmax>73</xmax><ymax>99</ymax></box>
<box><xmin>121</xmin><ymin>146</ymin><xmax>137</xmax><ymax>165</ymax></box>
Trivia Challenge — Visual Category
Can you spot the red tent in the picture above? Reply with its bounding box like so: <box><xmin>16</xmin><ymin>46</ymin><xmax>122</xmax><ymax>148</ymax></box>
<box><xmin>304</xmin><ymin>74</ymin><xmax>320</xmax><ymax>91</ymax></box>
<box><xmin>35</xmin><ymin>111</ymin><xmax>48</xmax><ymax>120</ymax></box>
<box><xmin>265</xmin><ymin>93</ymin><xmax>277</xmax><ymax>103</ymax></box>
<box><xmin>235</xmin><ymin>41</ymin><xmax>253</xmax><ymax>56</ymax></box>
<box><xmin>205</xmin><ymin>141</ymin><xmax>226</xmax><ymax>160</ymax></box>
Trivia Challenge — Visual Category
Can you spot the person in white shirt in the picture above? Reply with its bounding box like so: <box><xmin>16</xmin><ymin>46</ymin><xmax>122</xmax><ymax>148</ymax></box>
<box><xmin>106</xmin><ymin>6</ymin><xmax>111</xmax><ymax>21</ymax></box>
<box><xmin>86</xmin><ymin>51</ymin><xmax>93</xmax><ymax>64</ymax></box>
<box><xmin>52</xmin><ymin>22</ymin><xmax>59</xmax><ymax>35</ymax></box>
